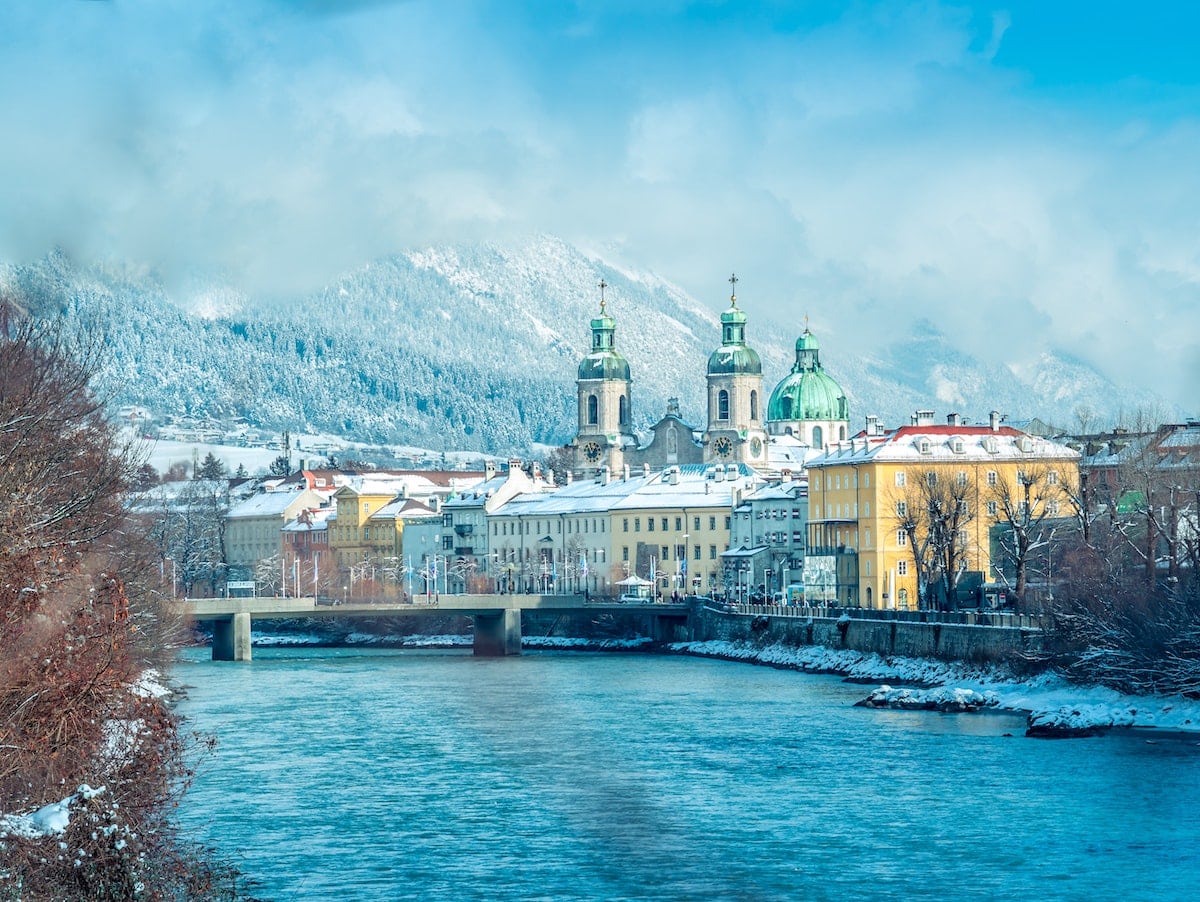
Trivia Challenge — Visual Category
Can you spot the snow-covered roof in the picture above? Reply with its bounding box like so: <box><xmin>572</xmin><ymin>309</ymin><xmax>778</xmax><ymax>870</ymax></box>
<box><xmin>810</xmin><ymin>425</ymin><xmax>1080</xmax><ymax>467</ymax></box>
<box><xmin>372</xmin><ymin>497</ymin><xmax>437</xmax><ymax>520</ymax></box>
<box><xmin>227</xmin><ymin>488</ymin><xmax>314</xmax><ymax>519</ymax></box>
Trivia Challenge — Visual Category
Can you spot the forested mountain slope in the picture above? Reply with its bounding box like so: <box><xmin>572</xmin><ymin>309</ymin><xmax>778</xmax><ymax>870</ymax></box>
<box><xmin>0</xmin><ymin>238</ymin><xmax>1158</xmax><ymax>454</ymax></box>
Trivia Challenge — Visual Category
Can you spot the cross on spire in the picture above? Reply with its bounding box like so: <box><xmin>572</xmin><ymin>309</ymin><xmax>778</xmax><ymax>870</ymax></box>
<box><xmin>598</xmin><ymin>278</ymin><xmax>608</xmax><ymax>314</ymax></box>
<box><xmin>728</xmin><ymin>272</ymin><xmax>738</xmax><ymax>306</ymax></box>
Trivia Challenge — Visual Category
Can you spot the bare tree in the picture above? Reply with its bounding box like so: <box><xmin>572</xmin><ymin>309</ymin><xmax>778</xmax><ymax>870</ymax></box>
<box><xmin>988</xmin><ymin>465</ymin><xmax>1065</xmax><ymax>609</ymax></box>
<box><xmin>891</xmin><ymin>469</ymin><xmax>976</xmax><ymax>610</ymax></box>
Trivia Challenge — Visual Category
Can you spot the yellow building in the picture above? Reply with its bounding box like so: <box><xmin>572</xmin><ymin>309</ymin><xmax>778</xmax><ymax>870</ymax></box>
<box><xmin>807</xmin><ymin>411</ymin><xmax>1080</xmax><ymax>610</ymax></box>
<box><xmin>488</xmin><ymin>464</ymin><xmax>754</xmax><ymax>598</ymax></box>
<box><xmin>329</xmin><ymin>479</ymin><xmax>409</xmax><ymax>568</ymax></box>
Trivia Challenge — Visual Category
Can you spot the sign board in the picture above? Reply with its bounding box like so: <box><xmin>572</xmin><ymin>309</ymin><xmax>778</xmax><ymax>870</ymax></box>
<box><xmin>226</xmin><ymin>581</ymin><xmax>256</xmax><ymax>590</ymax></box>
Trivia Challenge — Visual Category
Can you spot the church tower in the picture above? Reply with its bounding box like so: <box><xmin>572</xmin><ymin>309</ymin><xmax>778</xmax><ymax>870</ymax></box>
<box><xmin>571</xmin><ymin>280</ymin><xmax>635</xmax><ymax>475</ymax></box>
<box><xmin>702</xmin><ymin>274</ymin><xmax>768</xmax><ymax>467</ymax></box>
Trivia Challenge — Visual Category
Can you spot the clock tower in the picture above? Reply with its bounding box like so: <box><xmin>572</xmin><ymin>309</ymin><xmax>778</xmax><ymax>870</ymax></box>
<box><xmin>702</xmin><ymin>274</ymin><xmax>768</xmax><ymax>468</ymax></box>
<box><xmin>571</xmin><ymin>281</ymin><xmax>635</xmax><ymax>476</ymax></box>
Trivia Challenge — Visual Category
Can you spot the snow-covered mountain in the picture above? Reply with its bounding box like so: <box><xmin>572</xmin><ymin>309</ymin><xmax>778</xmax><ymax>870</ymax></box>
<box><xmin>0</xmin><ymin>238</ymin><xmax>1166</xmax><ymax>454</ymax></box>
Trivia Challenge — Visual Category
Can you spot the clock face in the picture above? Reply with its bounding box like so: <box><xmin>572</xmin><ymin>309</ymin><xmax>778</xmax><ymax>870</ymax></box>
<box><xmin>750</xmin><ymin>437</ymin><xmax>763</xmax><ymax>457</ymax></box>
<box><xmin>583</xmin><ymin>441</ymin><xmax>603</xmax><ymax>462</ymax></box>
<box><xmin>713</xmin><ymin>436</ymin><xmax>733</xmax><ymax>458</ymax></box>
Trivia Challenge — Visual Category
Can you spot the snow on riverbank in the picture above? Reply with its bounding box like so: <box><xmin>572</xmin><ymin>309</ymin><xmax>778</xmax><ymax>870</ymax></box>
<box><xmin>670</xmin><ymin>639</ymin><xmax>1200</xmax><ymax>735</ymax></box>
<box><xmin>236</xmin><ymin>630</ymin><xmax>1200</xmax><ymax>735</ymax></box>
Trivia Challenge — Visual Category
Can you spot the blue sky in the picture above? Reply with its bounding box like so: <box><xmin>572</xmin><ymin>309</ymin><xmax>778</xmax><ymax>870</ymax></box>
<box><xmin>1</xmin><ymin>1</ymin><xmax>1197</xmax><ymax>412</ymax></box>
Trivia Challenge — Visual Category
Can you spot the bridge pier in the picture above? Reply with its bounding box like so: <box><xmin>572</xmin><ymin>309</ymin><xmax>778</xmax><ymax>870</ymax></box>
<box><xmin>473</xmin><ymin>609</ymin><xmax>522</xmax><ymax>656</ymax></box>
<box><xmin>212</xmin><ymin>613</ymin><xmax>253</xmax><ymax>661</ymax></box>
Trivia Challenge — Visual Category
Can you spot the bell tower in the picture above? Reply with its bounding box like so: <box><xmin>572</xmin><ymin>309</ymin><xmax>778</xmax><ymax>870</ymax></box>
<box><xmin>571</xmin><ymin>280</ymin><xmax>634</xmax><ymax>475</ymax></box>
<box><xmin>702</xmin><ymin>274</ymin><xmax>768</xmax><ymax>468</ymax></box>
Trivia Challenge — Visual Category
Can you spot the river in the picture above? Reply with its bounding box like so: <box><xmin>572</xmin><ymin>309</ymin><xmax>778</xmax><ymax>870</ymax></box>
<box><xmin>174</xmin><ymin>647</ymin><xmax>1200</xmax><ymax>901</ymax></box>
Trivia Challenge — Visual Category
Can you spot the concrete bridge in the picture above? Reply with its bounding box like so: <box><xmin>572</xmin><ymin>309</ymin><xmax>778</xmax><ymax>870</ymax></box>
<box><xmin>184</xmin><ymin>595</ymin><xmax>691</xmax><ymax>661</ymax></box>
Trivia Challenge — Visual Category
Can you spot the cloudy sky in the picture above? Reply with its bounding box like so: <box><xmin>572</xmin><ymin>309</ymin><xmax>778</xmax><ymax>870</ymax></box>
<box><xmin>1</xmin><ymin>1</ymin><xmax>1197</xmax><ymax>409</ymax></box>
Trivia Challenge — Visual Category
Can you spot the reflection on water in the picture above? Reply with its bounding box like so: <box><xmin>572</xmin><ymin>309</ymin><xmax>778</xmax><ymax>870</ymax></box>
<box><xmin>175</xmin><ymin>648</ymin><xmax>1200</xmax><ymax>901</ymax></box>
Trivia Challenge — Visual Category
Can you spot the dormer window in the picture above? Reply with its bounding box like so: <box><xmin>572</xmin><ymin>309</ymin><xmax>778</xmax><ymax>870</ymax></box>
<box><xmin>917</xmin><ymin>438</ymin><xmax>931</xmax><ymax>454</ymax></box>
<box><xmin>951</xmin><ymin>438</ymin><xmax>965</xmax><ymax>454</ymax></box>
<box><xmin>983</xmin><ymin>437</ymin><xmax>999</xmax><ymax>454</ymax></box>
<box><xmin>1018</xmin><ymin>436</ymin><xmax>1033</xmax><ymax>453</ymax></box>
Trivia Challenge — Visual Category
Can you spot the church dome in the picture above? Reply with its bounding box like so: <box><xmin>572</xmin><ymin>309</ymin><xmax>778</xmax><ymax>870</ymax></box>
<box><xmin>578</xmin><ymin>351</ymin><xmax>631</xmax><ymax>381</ymax></box>
<box><xmin>706</xmin><ymin>292</ymin><xmax>762</xmax><ymax>376</ymax></box>
<box><xmin>578</xmin><ymin>297</ymin><xmax>631</xmax><ymax>381</ymax></box>
<box><xmin>707</xmin><ymin>345</ymin><xmax>762</xmax><ymax>375</ymax></box>
<box><xmin>767</xmin><ymin>328</ymin><xmax>848</xmax><ymax>422</ymax></box>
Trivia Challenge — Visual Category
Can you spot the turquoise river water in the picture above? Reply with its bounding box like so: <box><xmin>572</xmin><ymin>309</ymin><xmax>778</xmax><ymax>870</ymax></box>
<box><xmin>175</xmin><ymin>647</ymin><xmax>1200</xmax><ymax>901</ymax></box>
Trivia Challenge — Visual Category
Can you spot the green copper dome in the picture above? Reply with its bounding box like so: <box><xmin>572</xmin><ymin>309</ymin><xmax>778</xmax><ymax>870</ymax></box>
<box><xmin>707</xmin><ymin>292</ymin><xmax>762</xmax><ymax>375</ymax></box>
<box><xmin>578</xmin><ymin>295</ymin><xmax>631</xmax><ymax>381</ymax></box>
<box><xmin>578</xmin><ymin>351</ymin><xmax>631</xmax><ymax>381</ymax></box>
<box><xmin>767</xmin><ymin>328</ymin><xmax>848</xmax><ymax>421</ymax></box>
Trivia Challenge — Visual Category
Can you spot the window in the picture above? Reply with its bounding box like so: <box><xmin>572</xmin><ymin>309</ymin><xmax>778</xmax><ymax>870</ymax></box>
<box><xmin>709</xmin><ymin>516</ymin><xmax>716</xmax><ymax>530</ymax></box>
<box><xmin>441</xmin><ymin>512</ymin><xmax>451</xmax><ymax>527</ymax></box>
<box><xmin>956</xmin><ymin>471</ymin><xmax>967</xmax><ymax>487</ymax></box>
<box><xmin>896</xmin><ymin>501</ymin><xmax>907</xmax><ymax>517</ymax></box>
<box><xmin>623</xmin><ymin>518</ymin><xmax>629</xmax><ymax>532</ymax></box>
<box><xmin>724</xmin><ymin>516</ymin><xmax>731</xmax><ymax>529</ymax></box>
<box><xmin>864</xmin><ymin>473</ymin><xmax>870</xmax><ymax>488</ymax></box>
<box><xmin>896</xmin><ymin>530</ymin><xmax>907</xmax><ymax>547</ymax></box>
<box><xmin>987</xmin><ymin>500</ymin><xmax>998</xmax><ymax>516</ymax></box>
<box><xmin>648</xmin><ymin>518</ymin><xmax>655</xmax><ymax>532</ymax></box>
<box><xmin>951</xmin><ymin>438</ymin><xmax>964</xmax><ymax>454</ymax></box>
<box><xmin>635</xmin><ymin>518</ymin><xmax>641</xmax><ymax>532</ymax></box>
<box><xmin>587</xmin><ymin>394</ymin><xmax>598</xmax><ymax>425</ymax></box>
<box><xmin>693</xmin><ymin>516</ymin><xmax>701</xmax><ymax>531</ymax></box>
<box><xmin>1048</xmin><ymin>470</ymin><xmax>1059</xmax><ymax>485</ymax></box>
<box><xmin>718</xmin><ymin>389</ymin><xmax>730</xmax><ymax>420</ymax></box>
<box><xmin>987</xmin><ymin>471</ymin><xmax>997</xmax><ymax>486</ymax></box>
<box><xmin>619</xmin><ymin>395</ymin><xmax>628</xmax><ymax>425</ymax></box>
<box><xmin>898</xmin><ymin>560</ymin><xmax>909</xmax><ymax>576</ymax></box>
<box><xmin>864</xmin><ymin>502</ymin><xmax>870</xmax><ymax>516</ymax></box>
<box><xmin>622</xmin><ymin>546</ymin><xmax>629</xmax><ymax>561</ymax></box>
<box><xmin>1048</xmin><ymin>500</ymin><xmax>1060</xmax><ymax>515</ymax></box>
<box><xmin>918</xmin><ymin>438</ymin><xmax>931</xmax><ymax>454</ymax></box>
<box><xmin>836</xmin><ymin>474</ymin><xmax>841</xmax><ymax>489</ymax></box>
<box><xmin>709</xmin><ymin>545</ymin><xmax>717</xmax><ymax>560</ymax></box>
<box><xmin>662</xmin><ymin>517</ymin><xmax>669</xmax><ymax>532</ymax></box>
<box><xmin>662</xmin><ymin>546</ymin><xmax>670</xmax><ymax>560</ymax></box>
<box><xmin>675</xmin><ymin>517</ymin><xmax>682</xmax><ymax>531</ymax></box>
<box><xmin>957</xmin><ymin>500</ymin><xmax>969</xmax><ymax>516</ymax></box>
<box><xmin>865</xmin><ymin>560</ymin><xmax>872</xmax><ymax>577</ymax></box>
<box><xmin>926</xmin><ymin>472</ymin><xmax>938</xmax><ymax>486</ymax></box>
<box><xmin>895</xmin><ymin>471</ymin><xmax>906</xmax><ymax>487</ymax></box>
<box><xmin>693</xmin><ymin>545</ymin><xmax>701</xmax><ymax>561</ymax></box>
<box><xmin>442</xmin><ymin>535</ymin><xmax>453</xmax><ymax>550</ymax></box>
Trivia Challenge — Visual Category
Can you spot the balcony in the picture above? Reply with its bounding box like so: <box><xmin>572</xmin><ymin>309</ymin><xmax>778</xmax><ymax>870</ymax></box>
<box><xmin>454</xmin><ymin>524</ymin><xmax>474</xmax><ymax>536</ymax></box>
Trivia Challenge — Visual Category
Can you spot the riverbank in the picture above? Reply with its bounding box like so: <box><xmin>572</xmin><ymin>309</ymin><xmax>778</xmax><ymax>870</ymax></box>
<box><xmin>668</xmin><ymin>638</ymin><xmax>1200</xmax><ymax>738</ymax></box>
<box><xmin>230</xmin><ymin>627</ymin><xmax>1200</xmax><ymax>738</ymax></box>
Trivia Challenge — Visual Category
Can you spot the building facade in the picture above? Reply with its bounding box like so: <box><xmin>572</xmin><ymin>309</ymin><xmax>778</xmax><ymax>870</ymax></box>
<box><xmin>806</xmin><ymin>411</ymin><xmax>1080</xmax><ymax>610</ymax></box>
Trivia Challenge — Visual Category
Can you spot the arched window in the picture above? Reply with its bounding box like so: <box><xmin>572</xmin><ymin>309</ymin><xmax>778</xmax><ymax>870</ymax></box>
<box><xmin>718</xmin><ymin>389</ymin><xmax>730</xmax><ymax>420</ymax></box>
<box><xmin>619</xmin><ymin>395</ymin><xmax>628</xmax><ymax>426</ymax></box>
<box><xmin>812</xmin><ymin>425</ymin><xmax>824</xmax><ymax>449</ymax></box>
<box><xmin>839</xmin><ymin>425</ymin><xmax>846</xmax><ymax>440</ymax></box>
<box><xmin>587</xmin><ymin>394</ymin><xmax>598</xmax><ymax>425</ymax></box>
<box><xmin>749</xmin><ymin>390</ymin><xmax>758</xmax><ymax>421</ymax></box>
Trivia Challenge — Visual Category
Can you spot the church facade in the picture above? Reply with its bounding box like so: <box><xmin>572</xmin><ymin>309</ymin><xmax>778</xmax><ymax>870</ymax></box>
<box><xmin>568</xmin><ymin>277</ymin><xmax>849</xmax><ymax>478</ymax></box>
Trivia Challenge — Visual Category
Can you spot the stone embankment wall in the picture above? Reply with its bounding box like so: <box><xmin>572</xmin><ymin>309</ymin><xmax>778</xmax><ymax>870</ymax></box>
<box><xmin>695</xmin><ymin>605</ymin><xmax>1044</xmax><ymax>665</ymax></box>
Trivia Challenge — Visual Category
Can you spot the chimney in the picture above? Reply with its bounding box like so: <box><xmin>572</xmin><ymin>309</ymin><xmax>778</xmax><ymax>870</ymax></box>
<box><xmin>914</xmin><ymin>410</ymin><xmax>935</xmax><ymax>427</ymax></box>
<box><xmin>947</xmin><ymin>413</ymin><xmax>962</xmax><ymax>426</ymax></box>
<box><xmin>865</xmin><ymin>414</ymin><xmax>879</xmax><ymax>436</ymax></box>
<box><xmin>623</xmin><ymin>464</ymin><xmax>630</xmax><ymax>481</ymax></box>
<box><xmin>599</xmin><ymin>465</ymin><xmax>611</xmax><ymax>485</ymax></box>
<box><xmin>990</xmin><ymin>410</ymin><xmax>1002</xmax><ymax>432</ymax></box>
<box><xmin>643</xmin><ymin>462</ymin><xmax>650</xmax><ymax>477</ymax></box>
<box><xmin>566</xmin><ymin>470</ymin><xmax>573</xmax><ymax>485</ymax></box>
<box><xmin>667</xmin><ymin>466</ymin><xmax>679</xmax><ymax>485</ymax></box>
<box><xmin>781</xmin><ymin>468</ymin><xmax>793</xmax><ymax>483</ymax></box>
<box><xmin>485</xmin><ymin>460</ymin><xmax>496</xmax><ymax>480</ymax></box>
